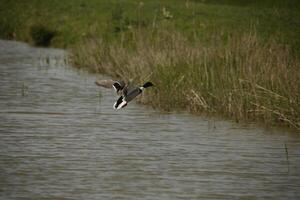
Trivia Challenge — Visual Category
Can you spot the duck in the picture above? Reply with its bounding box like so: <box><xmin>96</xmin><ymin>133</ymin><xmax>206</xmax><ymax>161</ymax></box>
<box><xmin>95</xmin><ymin>79</ymin><xmax>126</xmax><ymax>95</ymax></box>
<box><xmin>113</xmin><ymin>81</ymin><xmax>154</xmax><ymax>109</ymax></box>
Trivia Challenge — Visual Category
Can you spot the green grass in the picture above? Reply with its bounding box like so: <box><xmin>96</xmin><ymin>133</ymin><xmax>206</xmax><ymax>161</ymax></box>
<box><xmin>1</xmin><ymin>0</ymin><xmax>300</xmax><ymax>49</ymax></box>
<box><xmin>1</xmin><ymin>0</ymin><xmax>300</xmax><ymax>130</ymax></box>
<box><xmin>72</xmin><ymin>29</ymin><xmax>300</xmax><ymax>130</ymax></box>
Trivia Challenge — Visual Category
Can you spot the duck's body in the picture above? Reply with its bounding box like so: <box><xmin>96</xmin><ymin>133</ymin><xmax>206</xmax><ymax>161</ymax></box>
<box><xmin>114</xmin><ymin>82</ymin><xmax>154</xmax><ymax>109</ymax></box>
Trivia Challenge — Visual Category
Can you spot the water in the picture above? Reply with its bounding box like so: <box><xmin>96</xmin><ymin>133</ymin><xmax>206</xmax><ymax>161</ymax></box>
<box><xmin>0</xmin><ymin>40</ymin><xmax>299</xmax><ymax>200</ymax></box>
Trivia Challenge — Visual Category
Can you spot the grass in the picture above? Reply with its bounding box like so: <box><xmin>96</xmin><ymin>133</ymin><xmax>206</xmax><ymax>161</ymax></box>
<box><xmin>1</xmin><ymin>0</ymin><xmax>300</xmax><ymax>130</ymax></box>
<box><xmin>1</xmin><ymin>0</ymin><xmax>300</xmax><ymax>49</ymax></box>
<box><xmin>72</xmin><ymin>29</ymin><xmax>300</xmax><ymax>130</ymax></box>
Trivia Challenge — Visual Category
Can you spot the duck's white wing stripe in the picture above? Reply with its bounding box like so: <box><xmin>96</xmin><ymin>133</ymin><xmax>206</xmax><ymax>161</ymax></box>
<box><xmin>112</xmin><ymin>84</ymin><xmax>118</xmax><ymax>92</ymax></box>
<box><xmin>117</xmin><ymin>101</ymin><xmax>127</xmax><ymax>109</ymax></box>
<box><xmin>113</xmin><ymin>101</ymin><xmax>118</xmax><ymax>109</ymax></box>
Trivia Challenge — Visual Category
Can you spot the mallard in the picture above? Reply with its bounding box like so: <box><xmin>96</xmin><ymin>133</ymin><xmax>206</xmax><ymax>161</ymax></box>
<box><xmin>95</xmin><ymin>79</ymin><xmax>126</xmax><ymax>94</ymax></box>
<box><xmin>113</xmin><ymin>81</ymin><xmax>154</xmax><ymax>109</ymax></box>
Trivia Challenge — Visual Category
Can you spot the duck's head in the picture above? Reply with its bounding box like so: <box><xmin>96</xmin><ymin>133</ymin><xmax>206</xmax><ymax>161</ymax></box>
<box><xmin>143</xmin><ymin>81</ymin><xmax>154</xmax><ymax>88</ymax></box>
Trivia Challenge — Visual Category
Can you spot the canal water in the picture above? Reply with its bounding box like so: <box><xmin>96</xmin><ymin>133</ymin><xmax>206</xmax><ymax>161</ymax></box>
<box><xmin>0</xmin><ymin>40</ymin><xmax>299</xmax><ymax>199</ymax></box>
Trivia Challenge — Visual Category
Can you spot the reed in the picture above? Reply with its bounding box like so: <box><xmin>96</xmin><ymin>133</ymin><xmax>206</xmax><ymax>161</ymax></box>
<box><xmin>1</xmin><ymin>0</ymin><xmax>300</xmax><ymax>130</ymax></box>
<box><xmin>284</xmin><ymin>143</ymin><xmax>290</xmax><ymax>173</ymax></box>
<box><xmin>21</xmin><ymin>82</ymin><xmax>28</xmax><ymax>97</ymax></box>
<box><xmin>71</xmin><ymin>29</ymin><xmax>300</xmax><ymax>130</ymax></box>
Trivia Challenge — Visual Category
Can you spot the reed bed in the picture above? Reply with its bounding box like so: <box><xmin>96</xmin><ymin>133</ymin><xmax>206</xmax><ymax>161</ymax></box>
<box><xmin>2</xmin><ymin>0</ymin><xmax>300</xmax><ymax>130</ymax></box>
<box><xmin>71</xmin><ymin>29</ymin><xmax>300</xmax><ymax>130</ymax></box>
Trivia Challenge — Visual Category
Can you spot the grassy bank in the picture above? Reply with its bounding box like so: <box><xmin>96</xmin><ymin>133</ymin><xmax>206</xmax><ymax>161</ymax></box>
<box><xmin>72</xmin><ymin>29</ymin><xmax>300</xmax><ymax>130</ymax></box>
<box><xmin>1</xmin><ymin>0</ymin><xmax>300</xmax><ymax>130</ymax></box>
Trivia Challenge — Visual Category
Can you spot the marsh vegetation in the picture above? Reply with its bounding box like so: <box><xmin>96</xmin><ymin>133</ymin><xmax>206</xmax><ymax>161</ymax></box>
<box><xmin>1</xmin><ymin>0</ymin><xmax>299</xmax><ymax>130</ymax></box>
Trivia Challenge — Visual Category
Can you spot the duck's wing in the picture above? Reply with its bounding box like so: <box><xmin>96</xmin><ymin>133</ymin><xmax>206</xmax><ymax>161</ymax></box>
<box><xmin>113</xmin><ymin>95</ymin><xmax>127</xmax><ymax>109</ymax></box>
<box><xmin>95</xmin><ymin>79</ymin><xmax>115</xmax><ymax>88</ymax></box>
<box><xmin>95</xmin><ymin>79</ymin><xmax>126</xmax><ymax>90</ymax></box>
<box><xmin>112</xmin><ymin>80</ymin><xmax>125</xmax><ymax>92</ymax></box>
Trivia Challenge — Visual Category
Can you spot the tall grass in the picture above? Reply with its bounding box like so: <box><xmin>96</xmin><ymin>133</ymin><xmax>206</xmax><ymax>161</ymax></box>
<box><xmin>71</xmin><ymin>29</ymin><xmax>300</xmax><ymax>130</ymax></box>
<box><xmin>1</xmin><ymin>0</ymin><xmax>300</xmax><ymax>130</ymax></box>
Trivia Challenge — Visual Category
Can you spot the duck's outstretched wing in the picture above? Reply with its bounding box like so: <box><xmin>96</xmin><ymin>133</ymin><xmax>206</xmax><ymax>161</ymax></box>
<box><xmin>112</xmin><ymin>80</ymin><xmax>125</xmax><ymax>92</ymax></box>
<box><xmin>95</xmin><ymin>79</ymin><xmax>115</xmax><ymax>88</ymax></box>
<box><xmin>95</xmin><ymin>79</ymin><xmax>125</xmax><ymax>92</ymax></box>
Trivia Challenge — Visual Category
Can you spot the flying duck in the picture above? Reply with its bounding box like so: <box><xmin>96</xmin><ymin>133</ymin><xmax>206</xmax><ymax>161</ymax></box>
<box><xmin>95</xmin><ymin>79</ymin><xmax>126</xmax><ymax>94</ymax></box>
<box><xmin>113</xmin><ymin>81</ymin><xmax>154</xmax><ymax>109</ymax></box>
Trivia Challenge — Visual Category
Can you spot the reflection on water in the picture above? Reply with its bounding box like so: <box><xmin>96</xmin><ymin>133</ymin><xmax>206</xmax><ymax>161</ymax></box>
<box><xmin>0</xmin><ymin>40</ymin><xmax>300</xmax><ymax>200</ymax></box>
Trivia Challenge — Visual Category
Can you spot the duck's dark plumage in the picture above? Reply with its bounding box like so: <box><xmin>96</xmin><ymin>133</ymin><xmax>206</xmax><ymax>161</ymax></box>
<box><xmin>114</xmin><ymin>81</ymin><xmax>154</xmax><ymax>109</ymax></box>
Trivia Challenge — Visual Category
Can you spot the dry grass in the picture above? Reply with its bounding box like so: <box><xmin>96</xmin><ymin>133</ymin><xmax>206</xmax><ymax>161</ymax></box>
<box><xmin>71</xmin><ymin>29</ymin><xmax>300</xmax><ymax>130</ymax></box>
